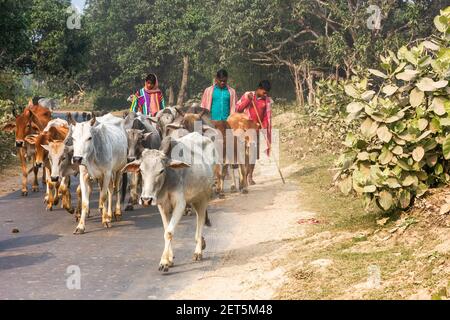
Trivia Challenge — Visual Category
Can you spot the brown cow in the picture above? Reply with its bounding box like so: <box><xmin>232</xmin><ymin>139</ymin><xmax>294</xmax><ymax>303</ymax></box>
<box><xmin>211</xmin><ymin>120</ymin><xmax>237</xmax><ymax>197</ymax></box>
<box><xmin>3</xmin><ymin>103</ymin><xmax>51</xmax><ymax>195</ymax></box>
<box><xmin>227</xmin><ymin>113</ymin><xmax>260</xmax><ymax>194</ymax></box>
<box><xmin>28</xmin><ymin>120</ymin><xmax>70</xmax><ymax>211</ymax></box>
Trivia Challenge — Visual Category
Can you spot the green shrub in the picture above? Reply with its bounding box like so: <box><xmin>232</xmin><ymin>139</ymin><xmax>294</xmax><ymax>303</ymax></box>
<box><xmin>336</xmin><ymin>7</ymin><xmax>450</xmax><ymax>212</ymax></box>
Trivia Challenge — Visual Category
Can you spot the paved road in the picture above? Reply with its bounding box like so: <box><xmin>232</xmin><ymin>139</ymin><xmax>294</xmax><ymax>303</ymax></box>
<box><xmin>0</xmin><ymin>177</ymin><xmax>232</xmax><ymax>299</ymax></box>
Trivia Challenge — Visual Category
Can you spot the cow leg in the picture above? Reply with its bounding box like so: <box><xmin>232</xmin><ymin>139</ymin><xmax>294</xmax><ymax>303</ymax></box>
<box><xmin>157</xmin><ymin>203</ymin><xmax>174</xmax><ymax>268</ymax></box>
<box><xmin>19</xmin><ymin>149</ymin><xmax>28</xmax><ymax>196</ymax></box>
<box><xmin>44</xmin><ymin>167</ymin><xmax>50</xmax><ymax>204</ymax></box>
<box><xmin>53</xmin><ymin>180</ymin><xmax>60</xmax><ymax>207</ymax></box>
<box><xmin>59</xmin><ymin>177</ymin><xmax>74</xmax><ymax>214</ymax></box>
<box><xmin>113</xmin><ymin>172</ymin><xmax>122</xmax><ymax>221</ymax></box>
<box><xmin>97</xmin><ymin>179</ymin><xmax>104</xmax><ymax>216</ymax></box>
<box><xmin>248</xmin><ymin>163</ymin><xmax>256</xmax><ymax>185</ymax></box>
<box><xmin>215</xmin><ymin>164</ymin><xmax>226</xmax><ymax>199</ymax></box>
<box><xmin>238</xmin><ymin>164</ymin><xmax>248</xmax><ymax>194</ymax></box>
<box><xmin>192</xmin><ymin>200</ymin><xmax>207</xmax><ymax>261</ymax></box>
<box><xmin>74</xmin><ymin>167</ymin><xmax>90</xmax><ymax>234</ymax></box>
<box><xmin>45</xmin><ymin>167</ymin><xmax>55</xmax><ymax>211</ymax></box>
<box><xmin>230</xmin><ymin>166</ymin><xmax>237</xmax><ymax>192</ymax></box>
<box><xmin>126</xmin><ymin>172</ymin><xmax>139</xmax><ymax>211</ymax></box>
<box><xmin>75</xmin><ymin>184</ymin><xmax>82</xmax><ymax>221</ymax></box>
<box><xmin>101</xmin><ymin>173</ymin><xmax>113</xmax><ymax>228</ymax></box>
<box><xmin>32</xmin><ymin>165</ymin><xmax>39</xmax><ymax>192</ymax></box>
<box><xmin>159</xmin><ymin>201</ymin><xmax>185</xmax><ymax>272</ymax></box>
<box><xmin>41</xmin><ymin>164</ymin><xmax>46</xmax><ymax>186</ymax></box>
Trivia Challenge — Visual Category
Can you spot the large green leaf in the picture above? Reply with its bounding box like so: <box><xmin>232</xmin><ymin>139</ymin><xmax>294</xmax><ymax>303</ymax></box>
<box><xmin>443</xmin><ymin>135</ymin><xmax>450</xmax><ymax>159</ymax></box>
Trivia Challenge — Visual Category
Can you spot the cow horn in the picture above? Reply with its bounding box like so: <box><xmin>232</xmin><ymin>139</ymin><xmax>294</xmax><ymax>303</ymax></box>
<box><xmin>67</xmin><ymin>112</ymin><xmax>76</xmax><ymax>126</ymax></box>
<box><xmin>199</xmin><ymin>108</ymin><xmax>207</xmax><ymax>118</ymax></box>
<box><xmin>90</xmin><ymin>115</ymin><xmax>96</xmax><ymax>126</ymax></box>
<box><xmin>159</xmin><ymin>136</ymin><xmax>172</xmax><ymax>156</ymax></box>
<box><xmin>63</xmin><ymin>124</ymin><xmax>72</xmax><ymax>144</ymax></box>
<box><xmin>174</xmin><ymin>106</ymin><xmax>185</xmax><ymax>116</ymax></box>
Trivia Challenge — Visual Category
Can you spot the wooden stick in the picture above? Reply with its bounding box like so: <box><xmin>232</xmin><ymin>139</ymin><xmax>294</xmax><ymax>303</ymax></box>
<box><xmin>250</xmin><ymin>97</ymin><xmax>286</xmax><ymax>184</ymax></box>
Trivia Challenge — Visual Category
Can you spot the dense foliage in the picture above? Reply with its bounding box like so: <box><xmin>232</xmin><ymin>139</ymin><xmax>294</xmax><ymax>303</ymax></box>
<box><xmin>336</xmin><ymin>7</ymin><xmax>450</xmax><ymax>212</ymax></box>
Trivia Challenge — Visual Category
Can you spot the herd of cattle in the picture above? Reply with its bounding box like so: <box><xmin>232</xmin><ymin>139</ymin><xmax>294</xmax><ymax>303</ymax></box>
<box><xmin>2</xmin><ymin>99</ymin><xmax>261</xmax><ymax>272</ymax></box>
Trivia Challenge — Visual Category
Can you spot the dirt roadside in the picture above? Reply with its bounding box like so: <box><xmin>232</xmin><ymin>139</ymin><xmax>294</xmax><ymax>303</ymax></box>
<box><xmin>170</xmin><ymin>160</ymin><xmax>309</xmax><ymax>300</ymax></box>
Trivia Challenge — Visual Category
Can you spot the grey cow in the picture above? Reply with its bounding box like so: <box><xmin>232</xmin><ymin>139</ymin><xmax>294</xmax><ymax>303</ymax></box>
<box><xmin>123</xmin><ymin>112</ymin><xmax>161</xmax><ymax>210</ymax></box>
<box><xmin>122</xmin><ymin>132</ymin><xmax>216</xmax><ymax>272</ymax></box>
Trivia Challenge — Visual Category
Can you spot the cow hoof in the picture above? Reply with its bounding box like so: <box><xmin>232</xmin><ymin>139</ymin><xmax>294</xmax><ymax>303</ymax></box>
<box><xmin>230</xmin><ymin>185</ymin><xmax>237</xmax><ymax>193</ymax></box>
<box><xmin>21</xmin><ymin>191</ymin><xmax>28</xmax><ymax>196</ymax></box>
<box><xmin>241</xmin><ymin>189</ymin><xmax>249</xmax><ymax>194</ymax></box>
<box><xmin>202</xmin><ymin>236</ymin><xmax>206</xmax><ymax>250</ymax></box>
<box><xmin>193</xmin><ymin>253</ymin><xmax>203</xmax><ymax>261</ymax></box>
<box><xmin>125</xmin><ymin>204</ymin><xmax>134</xmax><ymax>211</ymax></box>
<box><xmin>66</xmin><ymin>208</ymin><xmax>75</xmax><ymax>215</ymax></box>
<box><xmin>32</xmin><ymin>186</ymin><xmax>39</xmax><ymax>192</ymax></box>
<box><xmin>46</xmin><ymin>206</ymin><xmax>53</xmax><ymax>212</ymax></box>
<box><xmin>205</xmin><ymin>216</ymin><xmax>212</xmax><ymax>227</ymax></box>
<box><xmin>103</xmin><ymin>222</ymin><xmax>112</xmax><ymax>228</ymax></box>
<box><xmin>114</xmin><ymin>214</ymin><xmax>122</xmax><ymax>222</ymax></box>
<box><xmin>158</xmin><ymin>264</ymin><xmax>169</xmax><ymax>272</ymax></box>
<box><xmin>218</xmin><ymin>193</ymin><xmax>225</xmax><ymax>199</ymax></box>
<box><xmin>73</xmin><ymin>227</ymin><xmax>85</xmax><ymax>234</ymax></box>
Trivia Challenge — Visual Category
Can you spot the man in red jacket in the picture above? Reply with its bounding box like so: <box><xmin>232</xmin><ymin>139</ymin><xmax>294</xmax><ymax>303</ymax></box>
<box><xmin>235</xmin><ymin>80</ymin><xmax>273</xmax><ymax>185</ymax></box>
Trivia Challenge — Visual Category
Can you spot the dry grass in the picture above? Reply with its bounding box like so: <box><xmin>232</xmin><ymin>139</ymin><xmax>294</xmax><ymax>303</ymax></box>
<box><xmin>272</xmin><ymin>108</ymin><xmax>450</xmax><ymax>300</ymax></box>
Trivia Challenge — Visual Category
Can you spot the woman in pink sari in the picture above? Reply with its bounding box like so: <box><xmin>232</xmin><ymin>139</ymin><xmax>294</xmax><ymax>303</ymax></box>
<box><xmin>130</xmin><ymin>73</ymin><xmax>165</xmax><ymax>116</ymax></box>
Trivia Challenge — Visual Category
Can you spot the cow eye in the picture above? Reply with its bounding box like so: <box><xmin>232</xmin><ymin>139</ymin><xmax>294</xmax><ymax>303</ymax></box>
<box><xmin>87</xmin><ymin>137</ymin><xmax>92</xmax><ymax>141</ymax></box>
<box><xmin>159</xmin><ymin>169</ymin><xmax>165</xmax><ymax>174</ymax></box>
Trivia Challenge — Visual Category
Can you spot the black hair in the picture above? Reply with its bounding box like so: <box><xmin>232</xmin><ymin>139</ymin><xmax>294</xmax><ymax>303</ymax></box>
<box><xmin>145</xmin><ymin>73</ymin><xmax>157</xmax><ymax>85</ymax></box>
<box><xmin>258</xmin><ymin>80</ymin><xmax>271</xmax><ymax>92</ymax></box>
<box><xmin>216</xmin><ymin>69</ymin><xmax>228</xmax><ymax>79</ymax></box>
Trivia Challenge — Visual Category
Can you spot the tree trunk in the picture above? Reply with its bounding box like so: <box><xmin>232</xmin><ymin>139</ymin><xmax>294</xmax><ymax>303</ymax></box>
<box><xmin>168</xmin><ymin>85</ymin><xmax>175</xmax><ymax>106</ymax></box>
<box><xmin>176</xmin><ymin>55</ymin><xmax>189</xmax><ymax>106</ymax></box>
<box><xmin>306</xmin><ymin>66</ymin><xmax>315</xmax><ymax>107</ymax></box>
<box><xmin>290</xmin><ymin>65</ymin><xmax>304</xmax><ymax>108</ymax></box>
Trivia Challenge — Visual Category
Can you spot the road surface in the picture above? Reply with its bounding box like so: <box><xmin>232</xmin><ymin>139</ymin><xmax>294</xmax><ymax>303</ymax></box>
<box><xmin>0</xmin><ymin>177</ymin><xmax>233</xmax><ymax>299</ymax></box>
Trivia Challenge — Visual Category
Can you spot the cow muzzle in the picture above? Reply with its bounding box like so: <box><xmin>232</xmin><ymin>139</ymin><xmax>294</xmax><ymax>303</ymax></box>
<box><xmin>35</xmin><ymin>162</ymin><xmax>43</xmax><ymax>168</ymax></box>
<box><xmin>127</xmin><ymin>156</ymin><xmax>136</xmax><ymax>163</ymax></box>
<box><xmin>72</xmin><ymin>156</ymin><xmax>83</xmax><ymax>165</ymax></box>
<box><xmin>15</xmin><ymin>141</ymin><xmax>24</xmax><ymax>148</ymax></box>
<box><xmin>140</xmin><ymin>196</ymin><xmax>153</xmax><ymax>207</ymax></box>
<box><xmin>51</xmin><ymin>176</ymin><xmax>59</xmax><ymax>182</ymax></box>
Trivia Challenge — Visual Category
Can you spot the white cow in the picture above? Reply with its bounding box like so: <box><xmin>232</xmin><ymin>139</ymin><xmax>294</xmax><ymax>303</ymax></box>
<box><xmin>71</xmin><ymin>114</ymin><xmax>127</xmax><ymax>234</ymax></box>
<box><xmin>122</xmin><ymin>132</ymin><xmax>216</xmax><ymax>272</ymax></box>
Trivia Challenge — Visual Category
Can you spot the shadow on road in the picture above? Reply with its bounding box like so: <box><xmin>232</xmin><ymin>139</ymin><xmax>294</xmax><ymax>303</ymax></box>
<box><xmin>0</xmin><ymin>234</ymin><xmax>61</xmax><ymax>251</ymax></box>
<box><xmin>0</xmin><ymin>252</ymin><xmax>54</xmax><ymax>271</ymax></box>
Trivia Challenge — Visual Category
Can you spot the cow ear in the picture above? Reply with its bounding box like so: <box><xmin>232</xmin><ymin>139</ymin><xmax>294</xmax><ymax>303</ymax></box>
<box><xmin>121</xmin><ymin>161</ymin><xmax>141</xmax><ymax>173</ymax></box>
<box><xmin>167</xmin><ymin>159</ymin><xmax>190</xmax><ymax>169</ymax></box>
<box><xmin>143</xmin><ymin>132</ymin><xmax>153</xmax><ymax>139</ymax></box>
<box><xmin>24</xmin><ymin>135</ymin><xmax>38</xmax><ymax>145</ymax></box>
<box><xmin>165</xmin><ymin>123</ymin><xmax>182</xmax><ymax>130</ymax></box>
<box><xmin>41</xmin><ymin>144</ymin><xmax>50</xmax><ymax>151</ymax></box>
<box><xmin>2</xmin><ymin>123</ymin><xmax>16</xmax><ymax>132</ymax></box>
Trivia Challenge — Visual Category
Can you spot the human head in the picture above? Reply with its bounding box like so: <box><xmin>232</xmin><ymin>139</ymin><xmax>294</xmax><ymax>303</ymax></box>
<box><xmin>215</xmin><ymin>69</ymin><xmax>228</xmax><ymax>89</ymax></box>
<box><xmin>145</xmin><ymin>73</ymin><xmax>157</xmax><ymax>90</ymax></box>
<box><xmin>256</xmin><ymin>80</ymin><xmax>271</xmax><ymax>98</ymax></box>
